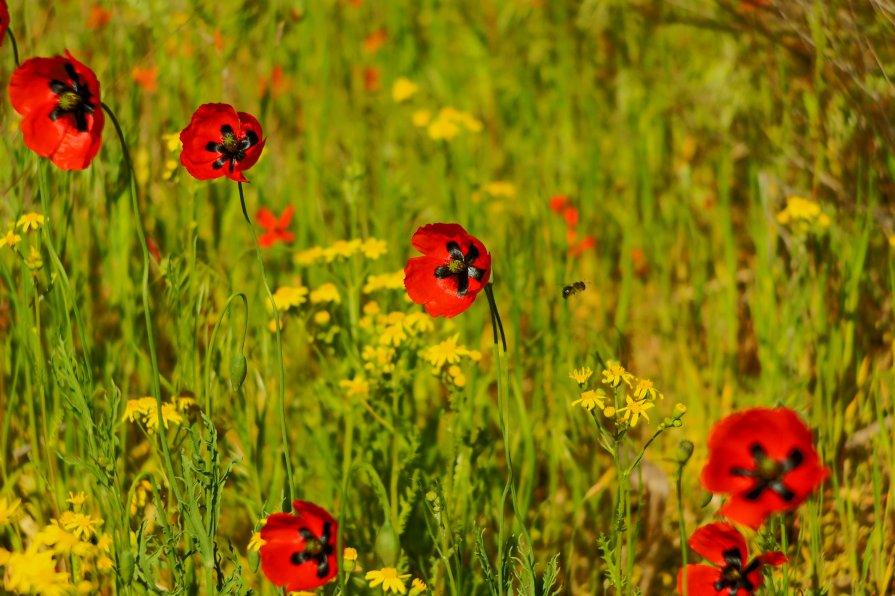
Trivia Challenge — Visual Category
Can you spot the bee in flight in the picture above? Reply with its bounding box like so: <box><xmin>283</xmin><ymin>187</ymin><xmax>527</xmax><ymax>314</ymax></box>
<box><xmin>562</xmin><ymin>281</ymin><xmax>587</xmax><ymax>299</ymax></box>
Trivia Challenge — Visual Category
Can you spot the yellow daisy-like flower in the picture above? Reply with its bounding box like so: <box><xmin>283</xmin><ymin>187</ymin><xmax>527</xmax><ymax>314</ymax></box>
<box><xmin>366</xmin><ymin>567</ymin><xmax>411</xmax><ymax>594</ymax></box>
<box><xmin>571</xmin><ymin>389</ymin><xmax>606</xmax><ymax>412</ymax></box>
<box><xmin>162</xmin><ymin>132</ymin><xmax>181</xmax><ymax>152</ymax></box>
<box><xmin>380</xmin><ymin>323</ymin><xmax>407</xmax><ymax>347</ymax></box>
<box><xmin>272</xmin><ymin>285</ymin><xmax>309</xmax><ymax>311</ymax></box>
<box><xmin>96</xmin><ymin>533</ymin><xmax>113</xmax><ymax>553</ymax></box>
<box><xmin>324</xmin><ymin>239</ymin><xmax>363</xmax><ymax>262</ymax></box>
<box><xmin>404</xmin><ymin>312</ymin><xmax>435</xmax><ymax>334</ymax></box>
<box><xmin>0</xmin><ymin>230</ymin><xmax>22</xmax><ymax>250</ymax></box>
<box><xmin>16</xmin><ymin>212</ymin><xmax>46</xmax><ymax>233</ymax></box>
<box><xmin>619</xmin><ymin>395</ymin><xmax>654</xmax><ymax>428</ymax></box>
<box><xmin>310</xmin><ymin>283</ymin><xmax>341</xmax><ymax>304</ymax></box>
<box><xmin>314</xmin><ymin>310</ymin><xmax>332</xmax><ymax>325</ymax></box>
<box><xmin>2</xmin><ymin>546</ymin><xmax>71</xmax><ymax>596</ymax></box>
<box><xmin>421</xmin><ymin>334</ymin><xmax>470</xmax><ymax>368</ymax></box>
<box><xmin>363</xmin><ymin>345</ymin><xmax>396</xmax><ymax>374</ymax></box>
<box><xmin>295</xmin><ymin>245</ymin><xmax>326</xmax><ymax>266</ymax></box>
<box><xmin>392</xmin><ymin>77</ymin><xmax>418</xmax><ymax>103</ymax></box>
<box><xmin>569</xmin><ymin>367</ymin><xmax>593</xmax><ymax>385</ymax></box>
<box><xmin>601</xmin><ymin>362</ymin><xmax>633</xmax><ymax>388</ymax></box>
<box><xmin>67</xmin><ymin>492</ymin><xmax>88</xmax><ymax>509</ymax></box>
<box><xmin>62</xmin><ymin>511</ymin><xmax>103</xmax><ymax>541</ymax></box>
<box><xmin>343</xmin><ymin>547</ymin><xmax>358</xmax><ymax>562</ymax></box>
<box><xmin>247</xmin><ymin>531</ymin><xmax>266</xmax><ymax>552</ymax></box>
<box><xmin>364</xmin><ymin>270</ymin><xmax>405</xmax><ymax>294</ymax></box>
<box><xmin>632</xmin><ymin>378</ymin><xmax>663</xmax><ymax>401</ymax></box>
<box><xmin>363</xmin><ymin>237</ymin><xmax>389</xmax><ymax>260</ymax></box>
<box><xmin>410</xmin><ymin>578</ymin><xmax>428</xmax><ymax>595</ymax></box>
<box><xmin>97</xmin><ymin>555</ymin><xmax>115</xmax><ymax>571</ymax></box>
<box><xmin>26</xmin><ymin>246</ymin><xmax>43</xmax><ymax>270</ymax></box>
<box><xmin>340</xmin><ymin>377</ymin><xmax>370</xmax><ymax>398</ymax></box>
<box><xmin>0</xmin><ymin>497</ymin><xmax>22</xmax><ymax>525</ymax></box>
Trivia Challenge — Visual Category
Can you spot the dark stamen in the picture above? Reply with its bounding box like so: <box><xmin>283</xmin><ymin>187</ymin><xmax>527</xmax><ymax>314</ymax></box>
<box><xmin>435</xmin><ymin>241</ymin><xmax>487</xmax><ymax>298</ymax></box>
<box><xmin>731</xmin><ymin>443</ymin><xmax>803</xmax><ymax>502</ymax></box>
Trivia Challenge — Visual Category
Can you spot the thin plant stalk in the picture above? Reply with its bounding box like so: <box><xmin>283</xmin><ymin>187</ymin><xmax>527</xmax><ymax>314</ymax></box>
<box><xmin>7</xmin><ymin>27</ymin><xmax>20</xmax><ymax>67</ymax></box>
<box><xmin>237</xmin><ymin>180</ymin><xmax>295</xmax><ymax>506</ymax></box>
<box><xmin>102</xmin><ymin>102</ymin><xmax>184</xmax><ymax>507</ymax></box>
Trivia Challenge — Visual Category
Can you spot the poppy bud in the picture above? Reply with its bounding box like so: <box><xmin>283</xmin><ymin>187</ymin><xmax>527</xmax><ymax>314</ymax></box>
<box><xmin>675</xmin><ymin>440</ymin><xmax>694</xmax><ymax>465</ymax></box>
<box><xmin>374</xmin><ymin>520</ymin><xmax>400</xmax><ymax>567</ymax></box>
<box><xmin>230</xmin><ymin>353</ymin><xmax>247</xmax><ymax>391</ymax></box>
<box><xmin>119</xmin><ymin>550</ymin><xmax>135</xmax><ymax>584</ymax></box>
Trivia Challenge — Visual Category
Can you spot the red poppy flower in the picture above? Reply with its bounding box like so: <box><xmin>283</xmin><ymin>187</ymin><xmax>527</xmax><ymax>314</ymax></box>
<box><xmin>260</xmin><ymin>500</ymin><xmax>338</xmax><ymax>591</ymax></box>
<box><xmin>404</xmin><ymin>223</ymin><xmax>492</xmax><ymax>318</ymax></box>
<box><xmin>1</xmin><ymin>1</ymin><xmax>9</xmax><ymax>47</ymax></box>
<box><xmin>8</xmin><ymin>51</ymin><xmax>105</xmax><ymax>170</ymax></box>
<box><xmin>701</xmin><ymin>407</ymin><xmax>829</xmax><ymax>529</ymax></box>
<box><xmin>548</xmin><ymin>195</ymin><xmax>569</xmax><ymax>213</ymax></box>
<box><xmin>257</xmin><ymin>205</ymin><xmax>295</xmax><ymax>247</ymax></box>
<box><xmin>179</xmin><ymin>103</ymin><xmax>265</xmax><ymax>183</ymax></box>
<box><xmin>677</xmin><ymin>522</ymin><xmax>786</xmax><ymax>595</ymax></box>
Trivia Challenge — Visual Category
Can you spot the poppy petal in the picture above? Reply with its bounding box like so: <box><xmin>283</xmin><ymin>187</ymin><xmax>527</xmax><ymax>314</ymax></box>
<box><xmin>687</xmin><ymin>522</ymin><xmax>748</xmax><ymax>567</ymax></box>
<box><xmin>256</xmin><ymin>208</ymin><xmax>278</xmax><ymax>229</ymax></box>
<box><xmin>411</xmin><ymin>223</ymin><xmax>474</xmax><ymax>257</ymax></box>
<box><xmin>676</xmin><ymin>564</ymin><xmax>724</xmax><ymax>596</ymax></box>
<box><xmin>277</xmin><ymin>205</ymin><xmax>295</xmax><ymax>227</ymax></box>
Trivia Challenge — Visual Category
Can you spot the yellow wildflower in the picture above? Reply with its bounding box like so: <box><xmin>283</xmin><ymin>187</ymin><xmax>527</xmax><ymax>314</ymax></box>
<box><xmin>392</xmin><ymin>77</ymin><xmax>418</xmax><ymax>102</ymax></box>
<box><xmin>26</xmin><ymin>246</ymin><xmax>43</xmax><ymax>270</ymax></box>
<box><xmin>776</xmin><ymin>196</ymin><xmax>831</xmax><ymax>230</ymax></box>
<box><xmin>162</xmin><ymin>132</ymin><xmax>181</xmax><ymax>152</ymax></box>
<box><xmin>35</xmin><ymin>521</ymin><xmax>82</xmax><ymax>555</ymax></box>
<box><xmin>314</xmin><ymin>310</ymin><xmax>331</xmax><ymax>325</ymax></box>
<box><xmin>603</xmin><ymin>406</ymin><xmax>616</xmax><ymax>418</ymax></box>
<box><xmin>62</xmin><ymin>511</ymin><xmax>102</xmax><ymax>540</ymax></box>
<box><xmin>380</xmin><ymin>323</ymin><xmax>407</xmax><ymax>346</ymax></box>
<box><xmin>569</xmin><ymin>367</ymin><xmax>593</xmax><ymax>385</ymax></box>
<box><xmin>619</xmin><ymin>395</ymin><xmax>654</xmax><ymax>428</ymax></box>
<box><xmin>77</xmin><ymin>580</ymin><xmax>97</xmax><ymax>594</ymax></box>
<box><xmin>674</xmin><ymin>403</ymin><xmax>687</xmax><ymax>414</ymax></box>
<box><xmin>16</xmin><ymin>212</ymin><xmax>46</xmax><ymax>233</ymax></box>
<box><xmin>427</xmin><ymin>116</ymin><xmax>460</xmax><ymax>141</ymax></box>
<box><xmin>248</xmin><ymin>531</ymin><xmax>266</xmax><ymax>552</ymax></box>
<box><xmin>130</xmin><ymin>479</ymin><xmax>153</xmax><ymax>515</ymax></box>
<box><xmin>364</xmin><ymin>270</ymin><xmax>405</xmax><ymax>294</ymax></box>
<box><xmin>2</xmin><ymin>546</ymin><xmax>71</xmax><ymax>596</ymax></box>
<box><xmin>343</xmin><ymin>547</ymin><xmax>358</xmax><ymax>562</ymax></box>
<box><xmin>410</xmin><ymin>578</ymin><xmax>428</xmax><ymax>595</ymax></box>
<box><xmin>362</xmin><ymin>237</ymin><xmax>389</xmax><ymax>260</ymax></box>
<box><xmin>144</xmin><ymin>403</ymin><xmax>183</xmax><ymax>433</ymax></box>
<box><xmin>366</xmin><ymin>567</ymin><xmax>411</xmax><ymax>594</ymax></box>
<box><xmin>272</xmin><ymin>285</ymin><xmax>309</xmax><ymax>311</ymax></box>
<box><xmin>310</xmin><ymin>283</ymin><xmax>341</xmax><ymax>304</ymax></box>
<box><xmin>633</xmin><ymin>378</ymin><xmax>663</xmax><ymax>401</ymax></box>
<box><xmin>295</xmin><ymin>245</ymin><xmax>325</xmax><ymax>266</ymax></box>
<box><xmin>122</xmin><ymin>397</ymin><xmax>155</xmax><ymax>422</ymax></box>
<box><xmin>602</xmin><ymin>362</ymin><xmax>633</xmax><ymax>388</ymax></box>
<box><xmin>363</xmin><ymin>346</ymin><xmax>395</xmax><ymax>374</ymax></box>
<box><xmin>421</xmin><ymin>334</ymin><xmax>469</xmax><ymax>368</ymax></box>
<box><xmin>412</xmin><ymin>110</ymin><xmax>432</xmax><ymax>127</ymax></box>
<box><xmin>0</xmin><ymin>497</ymin><xmax>22</xmax><ymax>525</ymax></box>
<box><xmin>571</xmin><ymin>389</ymin><xmax>606</xmax><ymax>412</ymax></box>
<box><xmin>0</xmin><ymin>230</ymin><xmax>22</xmax><ymax>250</ymax></box>
<box><xmin>404</xmin><ymin>311</ymin><xmax>434</xmax><ymax>334</ymax></box>
<box><xmin>324</xmin><ymin>239</ymin><xmax>362</xmax><ymax>262</ymax></box>
<box><xmin>96</xmin><ymin>533</ymin><xmax>113</xmax><ymax>553</ymax></box>
<box><xmin>340</xmin><ymin>377</ymin><xmax>371</xmax><ymax>398</ymax></box>
<box><xmin>67</xmin><ymin>492</ymin><xmax>88</xmax><ymax>509</ymax></box>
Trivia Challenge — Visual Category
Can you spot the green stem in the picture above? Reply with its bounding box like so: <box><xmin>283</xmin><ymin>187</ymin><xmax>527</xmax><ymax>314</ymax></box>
<box><xmin>237</xmin><ymin>181</ymin><xmax>295</xmax><ymax>506</ymax></box>
<box><xmin>102</xmin><ymin>102</ymin><xmax>184</xmax><ymax>507</ymax></box>
<box><xmin>7</xmin><ymin>27</ymin><xmax>20</xmax><ymax>68</ymax></box>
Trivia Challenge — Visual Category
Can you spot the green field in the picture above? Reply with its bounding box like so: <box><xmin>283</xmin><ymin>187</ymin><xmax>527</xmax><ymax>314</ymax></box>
<box><xmin>1</xmin><ymin>1</ymin><xmax>894</xmax><ymax>594</ymax></box>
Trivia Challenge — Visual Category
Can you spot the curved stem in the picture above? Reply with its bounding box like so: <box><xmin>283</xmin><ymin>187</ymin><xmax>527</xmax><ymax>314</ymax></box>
<box><xmin>484</xmin><ymin>283</ymin><xmax>507</xmax><ymax>352</ymax></box>
<box><xmin>102</xmin><ymin>102</ymin><xmax>183</xmax><ymax>506</ymax></box>
<box><xmin>237</xmin><ymin>181</ymin><xmax>294</xmax><ymax>506</ymax></box>
<box><xmin>7</xmin><ymin>28</ymin><xmax>20</xmax><ymax>68</ymax></box>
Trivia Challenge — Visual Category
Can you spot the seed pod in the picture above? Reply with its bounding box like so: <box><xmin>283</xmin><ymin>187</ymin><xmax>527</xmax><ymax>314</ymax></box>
<box><xmin>119</xmin><ymin>550</ymin><xmax>135</xmax><ymax>584</ymax></box>
<box><xmin>374</xmin><ymin>520</ymin><xmax>400</xmax><ymax>567</ymax></box>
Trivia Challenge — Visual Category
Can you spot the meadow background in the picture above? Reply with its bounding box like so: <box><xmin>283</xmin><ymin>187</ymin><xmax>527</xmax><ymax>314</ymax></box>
<box><xmin>1</xmin><ymin>0</ymin><xmax>894</xmax><ymax>594</ymax></box>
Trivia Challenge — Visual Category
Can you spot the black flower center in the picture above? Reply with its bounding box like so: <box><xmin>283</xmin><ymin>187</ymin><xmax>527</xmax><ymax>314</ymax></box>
<box><xmin>205</xmin><ymin>124</ymin><xmax>259</xmax><ymax>173</ymax></box>
<box><xmin>288</xmin><ymin>522</ymin><xmax>335</xmax><ymax>579</ymax></box>
<box><xmin>731</xmin><ymin>444</ymin><xmax>804</xmax><ymax>502</ymax></box>
<box><xmin>48</xmin><ymin>63</ymin><xmax>95</xmax><ymax>133</ymax></box>
<box><xmin>713</xmin><ymin>547</ymin><xmax>761</xmax><ymax>595</ymax></box>
<box><xmin>434</xmin><ymin>241</ymin><xmax>486</xmax><ymax>297</ymax></box>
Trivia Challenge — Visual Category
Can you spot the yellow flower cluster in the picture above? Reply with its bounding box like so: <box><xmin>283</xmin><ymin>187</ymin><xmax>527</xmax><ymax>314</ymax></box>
<box><xmin>272</xmin><ymin>284</ymin><xmax>309</xmax><ymax>311</ymax></box>
<box><xmin>363</xmin><ymin>270</ymin><xmax>406</xmax><ymax>294</ymax></box>
<box><xmin>295</xmin><ymin>237</ymin><xmax>387</xmax><ymax>266</ymax></box>
<box><xmin>421</xmin><ymin>334</ymin><xmax>482</xmax><ymax>388</ymax></box>
<box><xmin>161</xmin><ymin>132</ymin><xmax>181</xmax><ymax>180</ymax></box>
<box><xmin>1</xmin><ymin>212</ymin><xmax>46</xmax><ymax>271</ymax></box>
<box><xmin>413</xmin><ymin>106</ymin><xmax>483</xmax><ymax>141</ymax></box>
<box><xmin>472</xmin><ymin>181</ymin><xmax>516</xmax><ymax>203</ymax></box>
<box><xmin>776</xmin><ymin>196</ymin><xmax>831</xmax><ymax>233</ymax></box>
<box><xmin>0</xmin><ymin>496</ymin><xmax>114</xmax><ymax>595</ymax></box>
<box><xmin>570</xmin><ymin>362</ymin><xmax>666</xmax><ymax>429</ymax></box>
<box><xmin>122</xmin><ymin>396</ymin><xmax>195</xmax><ymax>433</ymax></box>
